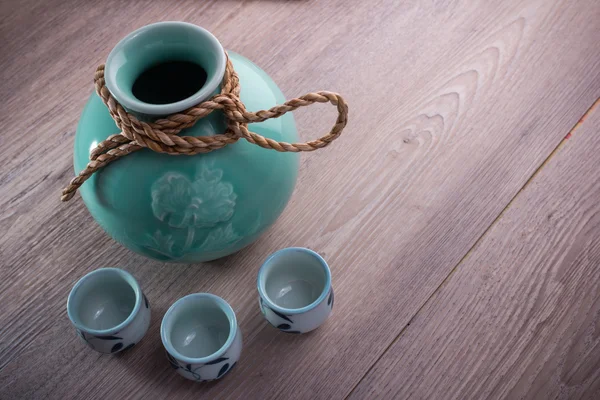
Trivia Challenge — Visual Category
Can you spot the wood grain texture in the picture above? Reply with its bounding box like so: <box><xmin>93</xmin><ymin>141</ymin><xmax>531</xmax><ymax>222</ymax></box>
<box><xmin>1</xmin><ymin>0</ymin><xmax>600</xmax><ymax>399</ymax></box>
<box><xmin>350</xmin><ymin>104</ymin><xmax>600</xmax><ymax>400</ymax></box>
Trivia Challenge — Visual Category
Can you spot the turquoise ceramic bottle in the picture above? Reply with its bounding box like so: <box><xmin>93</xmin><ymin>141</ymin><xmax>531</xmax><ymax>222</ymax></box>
<box><xmin>73</xmin><ymin>22</ymin><xmax>299</xmax><ymax>262</ymax></box>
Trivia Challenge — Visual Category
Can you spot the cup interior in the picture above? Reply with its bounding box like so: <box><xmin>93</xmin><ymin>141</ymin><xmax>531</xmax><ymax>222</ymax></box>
<box><xmin>68</xmin><ymin>268</ymin><xmax>139</xmax><ymax>332</ymax></box>
<box><xmin>259</xmin><ymin>248</ymin><xmax>330</xmax><ymax>311</ymax></box>
<box><xmin>162</xmin><ymin>294</ymin><xmax>234</xmax><ymax>360</ymax></box>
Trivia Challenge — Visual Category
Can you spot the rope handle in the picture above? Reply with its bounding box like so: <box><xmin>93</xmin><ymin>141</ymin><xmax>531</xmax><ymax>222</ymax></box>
<box><xmin>61</xmin><ymin>54</ymin><xmax>348</xmax><ymax>201</ymax></box>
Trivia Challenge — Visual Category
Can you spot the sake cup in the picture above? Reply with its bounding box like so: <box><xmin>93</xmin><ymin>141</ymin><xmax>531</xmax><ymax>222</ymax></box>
<box><xmin>67</xmin><ymin>268</ymin><xmax>151</xmax><ymax>354</ymax></box>
<box><xmin>161</xmin><ymin>293</ymin><xmax>242</xmax><ymax>382</ymax></box>
<box><xmin>258</xmin><ymin>247</ymin><xmax>334</xmax><ymax>334</ymax></box>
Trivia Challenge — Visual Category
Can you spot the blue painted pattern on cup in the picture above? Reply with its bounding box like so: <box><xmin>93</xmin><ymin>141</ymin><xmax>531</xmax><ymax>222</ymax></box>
<box><xmin>258</xmin><ymin>247</ymin><xmax>333</xmax><ymax>334</ymax></box>
<box><xmin>161</xmin><ymin>293</ymin><xmax>242</xmax><ymax>382</ymax></box>
<box><xmin>67</xmin><ymin>268</ymin><xmax>151</xmax><ymax>354</ymax></box>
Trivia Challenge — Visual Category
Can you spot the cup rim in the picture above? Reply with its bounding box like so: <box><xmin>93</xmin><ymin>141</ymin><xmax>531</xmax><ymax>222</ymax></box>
<box><xmin>66</xmin><ymin>268</ymin><xmax>142</xmax><ymax>335</ymax></box>
<box><xmin>160</xmin><ymin>293</ymin><xmax>238</xmax><ymax>364</ymax></box>
<box><xmin>257</xmin><ymin>247</ymin><xmax>332</xmax><ymax>315</ymax></box>
<box><xmin>104</xmin><ymin>21</ymin><xmax>226</xmax><ymax>116</ymax></box>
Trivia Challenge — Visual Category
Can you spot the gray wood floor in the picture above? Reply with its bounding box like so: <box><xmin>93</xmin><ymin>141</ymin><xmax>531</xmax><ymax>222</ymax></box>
<box><xmin>1</xmin><ymin>0</ymin><xmax>599</xmax><ymax>399</ymax></box>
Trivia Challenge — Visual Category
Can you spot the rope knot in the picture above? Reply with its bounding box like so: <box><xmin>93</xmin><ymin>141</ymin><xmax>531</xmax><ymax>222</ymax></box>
<box><xmin>213</xmin><ymin>92</ymin><xmax>248</xmax><ymax>117</ymax></box>
<box><xmin>61</xmin><ymin>52</ymin><xmax>348</xmax><ymax>201</ymax></box>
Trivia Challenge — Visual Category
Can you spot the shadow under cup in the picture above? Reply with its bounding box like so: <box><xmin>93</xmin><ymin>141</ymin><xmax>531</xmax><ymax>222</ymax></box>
<box><xmin>259</xmin><ymin>248</ymin><xmax>330</xmax><ymax>311</ymax></box>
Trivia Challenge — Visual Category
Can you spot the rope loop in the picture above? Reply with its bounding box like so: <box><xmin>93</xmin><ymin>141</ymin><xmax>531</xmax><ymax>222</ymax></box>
<box><xmin>61</xmin><ymin>53</ymin><xmax>348</xmax><ymax>201</ymax></box>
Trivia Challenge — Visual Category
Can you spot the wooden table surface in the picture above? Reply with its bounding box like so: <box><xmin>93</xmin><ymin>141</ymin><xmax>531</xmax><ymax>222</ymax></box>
<box><xmin>1</xmin><ymin>1</ymin><xmax>600</xmax><ymax>399</ymax></box>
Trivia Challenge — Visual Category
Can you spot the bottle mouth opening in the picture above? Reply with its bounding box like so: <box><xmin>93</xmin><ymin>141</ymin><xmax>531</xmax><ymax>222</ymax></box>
<box><xmin>104</xmin><ymin>22</ymin><xmax>226</xmax><ymax>117</ymax></box>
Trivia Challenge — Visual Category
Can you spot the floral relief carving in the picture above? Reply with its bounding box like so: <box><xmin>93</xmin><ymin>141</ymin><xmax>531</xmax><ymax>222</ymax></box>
<box><xmin>141</xmin><ymin>162</ymin><xmax>243</xmax><ymax>260</ymax></box>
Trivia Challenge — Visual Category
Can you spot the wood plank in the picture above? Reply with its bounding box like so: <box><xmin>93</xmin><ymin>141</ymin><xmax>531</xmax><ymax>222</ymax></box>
<box><xmin>350</xmin><ymin>104</ymin><xmax>600</xmax><ymax>399</ymax></box>
<box><xmin>1</xmin><ymin>0</ymin><xmax>600</xmax><ymax>399</ymax></box>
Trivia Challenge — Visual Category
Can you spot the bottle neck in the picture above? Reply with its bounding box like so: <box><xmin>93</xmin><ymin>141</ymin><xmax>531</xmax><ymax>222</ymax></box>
<box><xmin>104</xmin><ymin>22</ymin><xmax>226</xmax><ymax>120</ymax></box>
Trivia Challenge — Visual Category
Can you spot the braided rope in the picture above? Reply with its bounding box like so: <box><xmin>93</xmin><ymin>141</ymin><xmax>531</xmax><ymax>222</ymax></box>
<box><xmin>61</xmin><ymin>53</ymin><xmax>348</xmax><ymax>201</ymax></box>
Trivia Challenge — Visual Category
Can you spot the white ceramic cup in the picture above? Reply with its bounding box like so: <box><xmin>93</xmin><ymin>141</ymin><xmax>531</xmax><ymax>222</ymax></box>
<box><xmin>161</xmin><ymin>293</ymin><xmax>242</xmax><ymax>382</ymax></box>
<box><xmin>67</xmin><ymin>268</ymin><xmax>151</xmax><ymax>354</ymax></box>
<box><xmin>258</xmin><ymin>247</ymin><xmax>334</xmax><ymax>334</ymax></box>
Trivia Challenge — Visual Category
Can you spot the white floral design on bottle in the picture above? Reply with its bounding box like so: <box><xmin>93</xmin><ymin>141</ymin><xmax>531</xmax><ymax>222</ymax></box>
<box><xmin>142</xmin><ymin>162</ymin><xmax>240</xmax><ymax>260</ymax></box>
<box><xmin>152</xmin><ymin>164</ymin><xmax>237</xmax><ymax>228</ymax></box>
